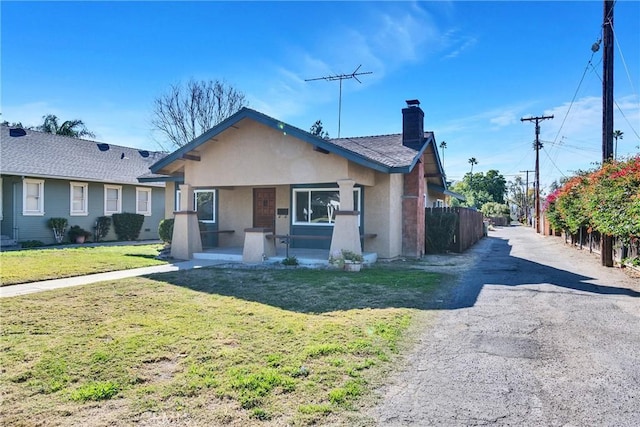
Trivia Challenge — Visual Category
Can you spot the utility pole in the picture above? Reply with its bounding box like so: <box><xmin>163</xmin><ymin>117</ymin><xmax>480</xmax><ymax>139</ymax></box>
<box><xmin>520</xmin><ymin>170</ymin><xmax>534</xmax><ymax>227</ymax></box>
<box><xmin>602</xmin><ymin>0</ymin><xmax>614</xmax><ymax>266</ymax></box>
<box><xmin>306</xmin><ymin>65</ymin><xmax>372</xmax><ymax>138</ymax></box>
<box><xmin>521</xmin><ymin>115</ymin><xmax>554</xmax><ymax>234</ymax></box>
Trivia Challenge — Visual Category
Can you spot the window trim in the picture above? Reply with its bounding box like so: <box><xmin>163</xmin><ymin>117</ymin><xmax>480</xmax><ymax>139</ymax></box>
<box><xmin>23</xmin><ymin>178</ymin><xmax>45</xmax><ymax>216</ymax></box>
<box><xmin>104</xmin><ymin>185</ymin><xmax>122</xmax><ymax>216</ymax></box>
<box><xmin>136</xmin><ymin>187</ymin><xmax>153</xmax><ymax>216</ymax></box>
<box><xmin>70</xmin><ymin>182</ymin><xmax>89</xmax><ymax>216</ymax></box>
<box><xmin>292</xmin><ymin>187</ymin><xmax>361</xmax><ymax>226</ymax></box>
<box><xmin>194</xmin><ymin>189</ymin><xmax>216</xmax><ymax>223</ymax></box>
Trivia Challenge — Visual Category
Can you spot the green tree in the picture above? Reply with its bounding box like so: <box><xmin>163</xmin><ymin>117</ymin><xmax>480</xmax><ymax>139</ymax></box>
<box><xmin>1</xmin><ymin>120</ymin><xmax>26</xmax><ymax>128</ymax></box>
<box><xmin>451</xmin><ymin>169</ymin><xmax>507</xmax><ymax>209</ymax></box>
<box><xmin>310</xmin><ymin>120</ymin><xmax>330</xmax><ymax>139</ymax></box>
<box><xmin>507</xmin><ymin>176</ymin><xmax>529</xmax><ymax>219</ymax></box>
<box><xmin>468</xmin><ymin>157</ymin><xmax>478</xmax><ymax>175</ymax></box>
<box><xmin>439</xmin><ymin>140</ymin><xmax>447</xmax><ymax>167</ymax></box>
<box><xmin>38</xmin><ymin>115</ymin><xmax>95</xmax><ymax>138</ymax></box>
<box><xmin>613</xmin><ymin>130</ymin><xmax>623</xmax><ymax>160</ymax></box>
<box><xmin>481</xmin><ymin>201</ymin><xmax>511</xmax><ymax>219</ymax></box>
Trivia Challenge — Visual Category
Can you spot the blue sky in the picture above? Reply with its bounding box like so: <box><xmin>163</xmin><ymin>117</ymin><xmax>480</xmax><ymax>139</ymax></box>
<box><xmin>2</xmin><ymin>1</ymin><xmax>639</xmax><ymax>192</ymax></box>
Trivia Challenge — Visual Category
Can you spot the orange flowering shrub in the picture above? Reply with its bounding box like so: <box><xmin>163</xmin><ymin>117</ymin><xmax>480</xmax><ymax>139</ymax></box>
<box><xmin>584</xmin><ymin>156</ymin><xmax>640</xmax><ymax>243</ymax></box>
<box><xmin>543</xmin><ymin>156</ymin><xmax>640</xmax><ymax>243</ymax></box>
<box><xmin>554</xmin><ymin>175</ymin><xmax>590</xmax><ymax>234</ymax></box>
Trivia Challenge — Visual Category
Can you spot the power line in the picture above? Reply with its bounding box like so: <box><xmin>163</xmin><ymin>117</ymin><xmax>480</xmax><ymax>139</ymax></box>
<box><xmin>589</xmin><ymin>62</ymin><xmax>640</xmax><ymax>140</ymax></box>
<box><xmin>551</xmin><ymin>46</ymin><xmax>599</xmax><ymax>146</ymax></box>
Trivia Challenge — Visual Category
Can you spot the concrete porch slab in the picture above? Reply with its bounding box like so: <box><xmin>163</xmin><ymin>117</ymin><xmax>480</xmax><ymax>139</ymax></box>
<box><xmin>193</xmin><ymin>247</ymin><xmax>377</xmax><ymax>267</ymax></box>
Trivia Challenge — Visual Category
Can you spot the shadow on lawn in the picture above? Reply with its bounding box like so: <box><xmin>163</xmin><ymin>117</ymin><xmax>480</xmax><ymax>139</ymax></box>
<box><xmin>147</xmin><ymin>266</ymin><xmax>451</xmax><ymax>314</ymax></box>
<box><xmin>146</xmin><ymin>233</ymin><xmax>639</xmax><ymax>314</ymax></box>
<box><xmin>124</xmin><ymin>253</ymin><xmax>161</xmax><ymax>261</ymax></box>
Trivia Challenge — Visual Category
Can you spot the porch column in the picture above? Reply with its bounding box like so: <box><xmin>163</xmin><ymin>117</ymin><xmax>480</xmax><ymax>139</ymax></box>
<box><xmin>243</xmin><ymin>228</ymin><xmax>276</xmax><ymax>263</ymax></box>
<box><xmin>171</xmin><ymin>184</ymin><xmax>202</xmax><ymax>260</ymax></box>
<box><xmin>329</xmin><ymin>179</ymin><xmax>362</xmax><ymax>257</ymax></box>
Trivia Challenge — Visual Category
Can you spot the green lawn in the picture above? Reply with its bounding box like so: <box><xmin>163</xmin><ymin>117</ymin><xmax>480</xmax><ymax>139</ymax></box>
<box><xmin>0</xmin><ymin>265</ymin><xmax>445</xmax><ymax>426</ymax></box>
<box><xmin>0</xmin><ymin>244</ymin><xmax>166</xmax><ymax>286</ymax></box>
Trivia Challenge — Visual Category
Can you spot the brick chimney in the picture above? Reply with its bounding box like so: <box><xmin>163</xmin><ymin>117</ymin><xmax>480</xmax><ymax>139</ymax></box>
<box><xmin>402</xmin><ymin>99</ymin><xmax>424</xmax><ymax>150</ymax></box>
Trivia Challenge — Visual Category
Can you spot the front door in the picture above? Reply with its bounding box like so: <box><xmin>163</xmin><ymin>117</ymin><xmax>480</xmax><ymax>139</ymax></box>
<box><xmin>253</xmin><ymin>188</ymin><xmax>276</xmax><ymax>231</ymax></box>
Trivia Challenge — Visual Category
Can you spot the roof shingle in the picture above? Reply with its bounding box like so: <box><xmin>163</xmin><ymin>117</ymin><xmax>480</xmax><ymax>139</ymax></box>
<box><xmin>328</xmin><ymin>132</ymin><xmax>434</xmax><ymax>169</ymax></box>
<box><xmin>1</xmin><ymin>126</ymin><xmax>166</xmax><ymax>186</ymax></box>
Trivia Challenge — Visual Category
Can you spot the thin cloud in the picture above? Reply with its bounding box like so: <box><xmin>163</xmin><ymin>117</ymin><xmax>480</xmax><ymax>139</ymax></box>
<box><xmin>444</xmin><ymin>36</ymin><xmax>478</xmax><ymax>59</ymax></box>
<box><xmin>250</xmin><ymin>3</ymin><xmax>445</xmax><ymax>122</ymax></box>
<box><xmin>490</xmin><ymin>110</ymin><xmax>519</xmax><ymax>128</ymax></box>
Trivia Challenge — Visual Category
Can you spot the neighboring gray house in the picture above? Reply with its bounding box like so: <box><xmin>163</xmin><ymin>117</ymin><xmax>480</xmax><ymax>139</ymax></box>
<box><xmin>0</xmin><ymin>126</ymin><xmax>166</xmax><ymax>246</ymax></box>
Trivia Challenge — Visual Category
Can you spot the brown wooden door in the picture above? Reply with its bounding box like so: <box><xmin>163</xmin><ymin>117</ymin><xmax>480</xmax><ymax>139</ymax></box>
<box><xmin>253</xmin><ymin>188</ymin><xmax>276</xmax><ymax>230</ymax></box>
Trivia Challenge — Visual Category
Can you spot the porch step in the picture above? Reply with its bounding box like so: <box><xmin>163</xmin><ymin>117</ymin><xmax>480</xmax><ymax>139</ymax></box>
<box><xmin>0</xmin><ymin>235</ymin><xmax>20</xmax><ymax>250</ymax></box>
<box><xmin>193</xmin><ymin>251</ymin><xmax>244</xmax><ymax>262</ymax></box>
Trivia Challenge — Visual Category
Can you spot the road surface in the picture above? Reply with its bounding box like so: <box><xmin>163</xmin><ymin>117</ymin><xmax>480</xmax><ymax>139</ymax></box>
<box><xmin>372</xmin><ymin>225</ymin><xmax>640</xmax><ymax>426</ymax></box>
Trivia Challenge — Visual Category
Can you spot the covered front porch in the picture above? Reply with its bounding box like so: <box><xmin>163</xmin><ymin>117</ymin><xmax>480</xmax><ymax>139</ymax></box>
<box><xmin>172</xmin><ymin>180</ymin><xmax>371</xmax><ymax>264</ymax></box>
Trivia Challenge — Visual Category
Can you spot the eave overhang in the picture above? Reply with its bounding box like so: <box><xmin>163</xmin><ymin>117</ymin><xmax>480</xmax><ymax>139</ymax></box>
<box><xmin>150</xmin><ymin>108</ymin><xmax>432</xmax><ymax>176</ymax></box>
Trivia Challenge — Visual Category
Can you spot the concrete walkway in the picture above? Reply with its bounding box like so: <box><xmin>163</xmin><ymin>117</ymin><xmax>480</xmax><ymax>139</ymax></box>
<box><xmin>0</xmin><ymin>259</ymin><xmax>225</xmax><ymax>298</ymax></box>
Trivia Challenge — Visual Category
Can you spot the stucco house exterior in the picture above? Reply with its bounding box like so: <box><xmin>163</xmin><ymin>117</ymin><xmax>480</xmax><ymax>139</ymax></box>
<box><xmin>148</xmin><ymin>99</ymin><xmax>453</xmax><ymax>261</ymax></box>
<box><xmin>0</xmin><ymin>126</ymin><xmax>166</xmax><ymax>246</ymax></box>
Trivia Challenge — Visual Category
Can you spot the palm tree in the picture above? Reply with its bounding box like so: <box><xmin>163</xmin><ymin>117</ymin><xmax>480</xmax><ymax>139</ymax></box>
<box><xmin>468</xmin><ymin>157</ymin><xmax>478</xmax><ymax>175</ymax></box>
<box><xmin>613</xmin><ymin>130</ymin><xmax>623</xmax><ymax>160</ymax></box>
<box><xmin>38</xmin><ymin>114</ymin><xmax>95</xmax><ymax>138</ymax></box>
<box><xmin>439</xmin><ymin>141</ymin><xmax>447</xmax><ymax>167</ymax></box>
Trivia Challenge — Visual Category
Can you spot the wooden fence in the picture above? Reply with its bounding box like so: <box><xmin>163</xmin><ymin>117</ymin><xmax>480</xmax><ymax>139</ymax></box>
<box><xmin>563</xmin><ymin>227</ymin><xmax>639</xmax><ymax>265</ymax></box>
<box><xmin>425</xmin><ymin>207</ymin><xmax>484</xmax><ymax>253</ymax></box>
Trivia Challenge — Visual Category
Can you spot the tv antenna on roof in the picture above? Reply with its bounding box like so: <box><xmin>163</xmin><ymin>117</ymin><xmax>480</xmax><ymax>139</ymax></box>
<box><xmin>305</xmin><ymin>64</ymin><xmax>372</xmax><ymax>138</ymax></box>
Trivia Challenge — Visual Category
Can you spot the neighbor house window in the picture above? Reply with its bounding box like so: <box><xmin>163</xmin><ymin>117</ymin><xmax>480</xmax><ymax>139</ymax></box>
<box><xmin>136</xmin><ymin>187</ymin><xmax>152</xmax><ymax>216</ymax></box>
<box><xmin>292</xmin><ymin>187</ymin><xmax>361</xmax><ymax>226</ymax></box>
<box><xmin>104</xmin><ymin>185</ymin><xmax>122</xmax><ymax>215</ymax></box>
<box><xmin>23</xmin><ymin>178</ymin><xmax>44</xmax><ymax>216</ymax></box>
<box><xmin>194</xmin><ymin>189</ymin><xmax>216</xmax><ymax>223</ymax></box>
<box><xmin>70</xmin><ymin>182</ymin><xmax>89</xmax><ymax>216</ymax></box>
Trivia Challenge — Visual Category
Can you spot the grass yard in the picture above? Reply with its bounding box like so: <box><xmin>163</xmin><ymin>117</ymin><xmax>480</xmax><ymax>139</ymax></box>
<box><xmin>0</xmin><ymin>244</ymin><xmax>166</xmax><ymax>286</ymax></box>
<box><xmin>0</xmin><ymin>265</ymin><xmax>446</xmax><ymax>426</ymax></box>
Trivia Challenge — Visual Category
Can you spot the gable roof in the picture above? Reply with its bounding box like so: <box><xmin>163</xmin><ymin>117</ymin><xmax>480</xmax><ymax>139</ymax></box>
<box><xmin>1</xmin><ymin>126</ymin><xmax>166</xmax><ymax>186</ymax></box>
<box><xmin>150</xmin><ymin>107</ymin><xmax>434</xmax><ymax>175</ymax></box>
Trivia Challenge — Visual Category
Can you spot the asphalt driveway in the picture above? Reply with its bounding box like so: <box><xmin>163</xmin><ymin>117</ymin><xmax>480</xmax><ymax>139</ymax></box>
<box><xmin>372</xmin><ymin>225</ymin><xmax>640</xmax><ymax>426</ymax></box>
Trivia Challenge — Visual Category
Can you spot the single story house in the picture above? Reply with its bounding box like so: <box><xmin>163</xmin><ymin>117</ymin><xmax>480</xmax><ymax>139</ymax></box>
<box><xmin>1</xmin><ymin>126</ymin><xmax>166</xmax><ymax>246</ymax></box>
<box><xmin>147</xmin><ymin>99</ymin><xmax>454</xmax><ymax>261</ymax></box>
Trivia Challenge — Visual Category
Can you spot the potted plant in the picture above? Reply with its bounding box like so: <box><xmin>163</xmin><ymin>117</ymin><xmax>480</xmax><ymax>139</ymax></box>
<box><xmin>329</xmin><ymin>249</ymin><xmax>364</xmax><ymax>272</ymax></box>
<box><xmin>68</xmin><ymin>225</ymin><xmax>91</xmax><ymax>244</ymax></box>
<box><xmin>47</xmin><ymin>217</ymin><xmax>68</xmax><ymax>244</ymax></box>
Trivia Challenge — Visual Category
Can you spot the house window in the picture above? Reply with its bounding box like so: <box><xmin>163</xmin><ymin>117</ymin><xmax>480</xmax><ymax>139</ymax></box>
<box><xmin>292</xmin><ymin>187</ymin><xmax>361</xmax><ymax>226</ymax></box>
<box><xmin>70</xmin><ymin>182</ymin><xmax>89</xmax><ymax>216</ymax></box>
<box><xmin>23</xmin><ymin>178</ymin><xmax>44</xmax><ymax>216</ymax></box>
<box><xmin>0</xmin><ymin>177</ymin><xmax>3</xmax><ymax>220</ymax></box>
<box><xmin>104</xmin><ymin>185</ymin><xmax>122</xmax><ymax>215</ymax></box>
<box><xmin>136</xmin><ymin>187</ymin><xmax>152</xmax><ymax>216</ymax></box>
<box><xmin>174</xmin><ymin>188</ymin><xmax>215</xmax><ymax>221</ymax></box>
<box><xmin>194</xmin><ymin>189</ymin><xmax>216</xmax><ymax>223</ymax></box>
